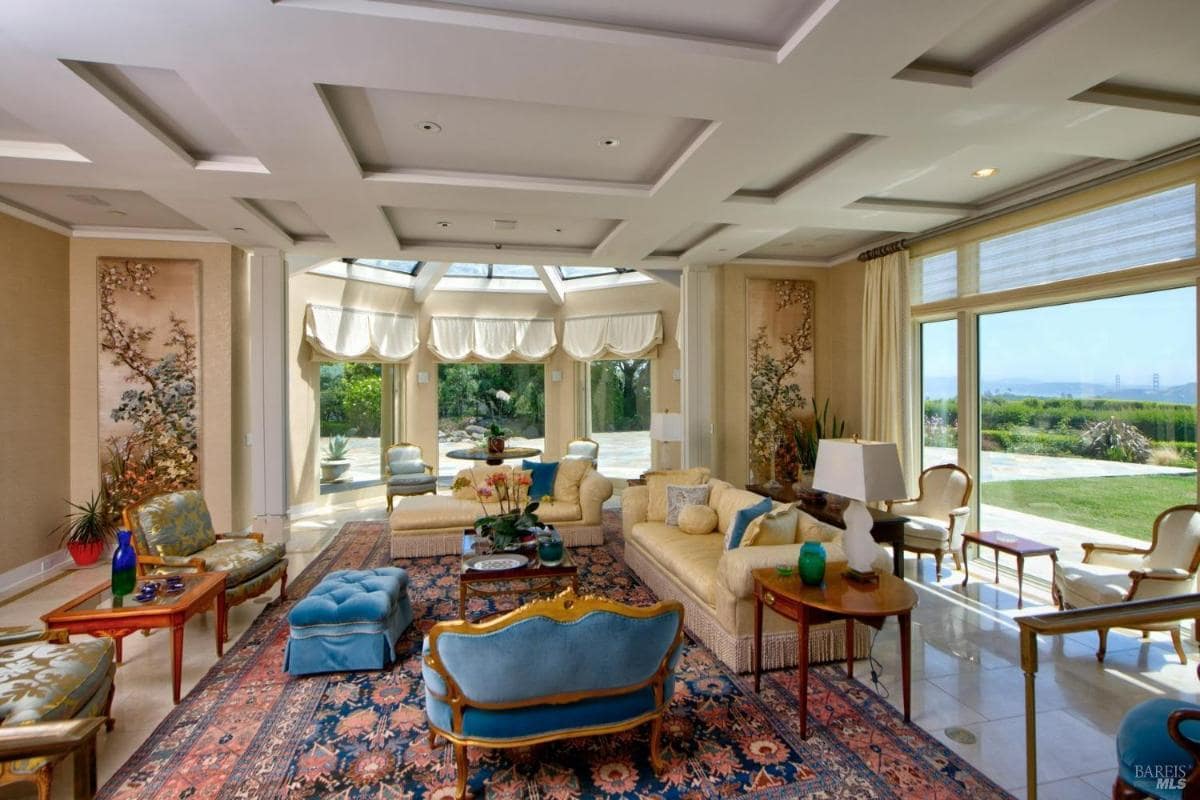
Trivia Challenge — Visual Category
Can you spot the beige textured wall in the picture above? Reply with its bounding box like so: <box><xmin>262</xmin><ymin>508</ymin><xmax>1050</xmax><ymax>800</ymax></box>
<box><xmin>712</xmin><ymin>263</ymin><xmax>862</xmax><ymax>484</ymax></box>
<box><xmin>69</xmin><ymin>239</ymin><xmax>239</xmax><ymax>532</ymax></box>
<box><xmin>0</xmin><ymin>212</ymin><xmax>71</xmax><ymax>573</ymax></box>
<box><xmin>287</xmin><ymin>274</ymin><xmax>681</xmax><ymax>508</ymax></box>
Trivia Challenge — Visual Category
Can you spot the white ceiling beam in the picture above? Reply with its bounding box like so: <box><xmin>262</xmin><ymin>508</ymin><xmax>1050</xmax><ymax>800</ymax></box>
<box><xmin>413</xmin><ymin>261</ymin><xmax>450</xmax><ymax>303</ymax></box>
<box><xmin>533</xmin><ymin>264</ymin><xmax>565</xmax><ymax>306</ymax></box>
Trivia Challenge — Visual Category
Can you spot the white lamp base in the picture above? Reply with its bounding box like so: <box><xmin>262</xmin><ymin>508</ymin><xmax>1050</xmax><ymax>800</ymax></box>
<box><xmin>842</xmin><ymin>499</ymin><xmax>879</xmax><ymax>578</ymax></box>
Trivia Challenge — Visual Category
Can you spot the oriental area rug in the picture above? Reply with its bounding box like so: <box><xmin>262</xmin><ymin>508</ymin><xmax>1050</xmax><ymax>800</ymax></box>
<box><xmin>99</xmin><ymin>512</ymin><xmax>1013</xmax><ymax>799</ymax></box>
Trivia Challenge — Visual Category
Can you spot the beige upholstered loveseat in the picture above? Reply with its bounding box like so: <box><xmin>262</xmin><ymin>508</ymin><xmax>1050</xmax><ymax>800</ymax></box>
<box><xmin>389</xmin><ymin>460</ymin><xmax>613</xmax><ymax>558</ymax></box>
<box><xmin>623</xmin><ymin>473</ymin><xmax>892</xmax><ymax>673</ymax></box>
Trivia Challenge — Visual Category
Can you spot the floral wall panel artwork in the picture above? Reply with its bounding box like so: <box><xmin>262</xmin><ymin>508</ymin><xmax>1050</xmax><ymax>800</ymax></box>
<box><xmin>746</xmin><ymin>279</ymin><xmax>815</xmax><ymax>483</ymax></box>
<box><xmin>97</xmin><ymin>258</ymin><xmax>201</xmax><ymax>510</ymax></box>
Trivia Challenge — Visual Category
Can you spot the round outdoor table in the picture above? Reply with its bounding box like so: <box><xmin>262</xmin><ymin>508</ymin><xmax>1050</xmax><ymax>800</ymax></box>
<box><xmin>445</xmin><ymin>446</ymin><xmax>542</xmax><ymax>466</ymax></box>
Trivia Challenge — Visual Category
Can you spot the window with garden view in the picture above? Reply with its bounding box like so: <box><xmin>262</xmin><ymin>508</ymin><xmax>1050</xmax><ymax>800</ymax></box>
<box><xmin>437</xmin><ymin>363</ymin><xmax>545</xmax><ymax>481</ymax></box>
<box><xmin>319</xmin><ymin>363</ymin><xmax>393</xmax><ymax>491</ymax></box>
<box><xmin>588</xmin><ymin>359</ymin><xmax>651</xmax><ymax>478</ymax></box>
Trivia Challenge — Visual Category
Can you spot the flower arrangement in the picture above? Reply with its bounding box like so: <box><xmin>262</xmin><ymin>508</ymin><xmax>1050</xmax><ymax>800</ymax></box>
<box><xmin>452</xmin><ymin>470</ymin><xmax>544</xmax><ymax>550</ymax></box>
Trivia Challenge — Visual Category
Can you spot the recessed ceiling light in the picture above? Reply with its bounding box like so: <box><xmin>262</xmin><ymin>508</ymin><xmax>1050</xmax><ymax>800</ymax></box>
<box><xmin>436</xmin><ymin>220</ymin><xmax>451</xmax><ymax>229</ymax></box>
<box><xmin>415</xmin><ymin>121</ymin><xmax>442</xmax><ymax>134</ymax></box>
<box><xmin>598</xmin><ymin>137</ymin><xmax>620</xmax><ymax>148</ymax></box>
<box><xmin>972</xmin><ymin>167</ymin><xmax>999</xmax><ymax>178</ymax></box>
<box><xmin>554</xmin><ymin>227</ymin><xmax>563</xmax><ymax>233</ymax></box>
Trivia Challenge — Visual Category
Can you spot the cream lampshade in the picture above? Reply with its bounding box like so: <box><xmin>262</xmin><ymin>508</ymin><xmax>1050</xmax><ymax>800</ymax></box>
<box><xmin>650</xmin><ymin>412</ymin><xmax>684</xmax><ymax>470</ymax></box>
<box><xmin>812</xmin><ymin>438</ymin><xmax>907</xmax><ymax>578</ymax></box>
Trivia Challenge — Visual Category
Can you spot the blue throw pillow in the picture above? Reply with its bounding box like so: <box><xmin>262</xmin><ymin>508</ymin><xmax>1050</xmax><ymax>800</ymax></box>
<box><xmin>523</xmin><ymin>459</ymin><xmax>559</xmax><ymax>501</ymax></box>
<box><xmin>725</xmin><ymin>497</ymin><xmax>773</xmax><ymax>550</ymax></box>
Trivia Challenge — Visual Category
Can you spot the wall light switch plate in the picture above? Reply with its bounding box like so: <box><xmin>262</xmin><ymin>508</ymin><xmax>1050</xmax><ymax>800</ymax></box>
<box><xmin>551</xmin><ymin>370</ymin><xmax>562</xmax><ymax>382</ymax></box>
<box><xmin>417</xmin><ymin>371</ymin><xmax>429</xmax><ymax>384</ymax></box>
<box><xmin>672</xmin><ymin>368</ymin><xmax>682</xmax><ymax>381</ymax></box>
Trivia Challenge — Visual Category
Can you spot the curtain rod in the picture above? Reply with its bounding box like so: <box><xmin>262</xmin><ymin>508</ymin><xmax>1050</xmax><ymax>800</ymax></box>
<box><xmin>855</xmin><ymin>139</ymin><xmax>1200</xmax><ymax>262</ymax></box>
<box><xmin>856</xmin><ymin>240</ymin><xmax>907</xmax><ymax>262</ymax></box>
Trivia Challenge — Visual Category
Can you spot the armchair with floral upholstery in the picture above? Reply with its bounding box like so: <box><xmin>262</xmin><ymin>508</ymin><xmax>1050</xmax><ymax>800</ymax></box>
<box><xmin>1054</xmin><ymin>504</ymin><xmax>1200</xmax><ymax>665</ymax></box>
<box><xmin>122</xmin><ymin>490</ymin><xmax>287</xmax><ymax>640</ymax></box>
<box><xmin>886</xmin><ymin>464</ymin><xmax>972</xmax><ymax>577</ymax></box>
<box><xmin>0</xmin><ymin>626</ymin><xmax>115</xmax><ymax>800</ymax></box>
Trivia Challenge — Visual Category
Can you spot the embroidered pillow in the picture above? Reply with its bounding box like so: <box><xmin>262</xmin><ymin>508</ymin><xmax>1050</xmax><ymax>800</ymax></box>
<box><xmin>645</xmin><ymin>468</ymin><xmax>710</xmax><ymax>522</ymax></box>
<box><xmin>725</xmin><ymin>497</ymin><xmax>773</xmax><ymax>550</ymax></box>
<box><xmin>666</xmin><ymin>484</ymin><xmax>711</xmax><ymax>526</ymax></box>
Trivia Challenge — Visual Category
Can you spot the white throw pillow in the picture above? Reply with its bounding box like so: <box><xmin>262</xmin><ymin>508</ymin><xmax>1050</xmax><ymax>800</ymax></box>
<box><xmin>666</xmin><ymin>484</ymin><xmax>711</xmax><ymax>526</ymax></box>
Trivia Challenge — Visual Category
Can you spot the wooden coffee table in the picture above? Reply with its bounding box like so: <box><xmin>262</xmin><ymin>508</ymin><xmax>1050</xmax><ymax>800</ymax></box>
<box><xmin>458</xmin><ymin>532</ymin><xmax>578</xmax><ymax>620</ymax></box>
<box><xmin>752</xmin><ymin>567</ymin><xmax>918</xmax><ymax>739</ymax></box>
<box><xmin>961</xmin><ymin>530</ymin><xmax>1059</xmax><ymax>609</ymax></box>
<box><xmin>41</xmin><ymin>572</ymin><xmax>227</xmax><ymax>704</ymax></box>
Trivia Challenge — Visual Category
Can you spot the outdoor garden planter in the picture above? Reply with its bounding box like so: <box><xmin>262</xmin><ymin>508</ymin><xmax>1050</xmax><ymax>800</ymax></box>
<box><xmin>321</xmin><ymin>459</ymin><xmax>352</xmax><ymax>482</ymax></box>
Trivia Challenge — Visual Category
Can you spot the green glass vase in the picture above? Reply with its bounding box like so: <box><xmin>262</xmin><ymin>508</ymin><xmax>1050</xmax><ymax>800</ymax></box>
<box><xmin>798</xmin><ymin>540</ymin><xmax>826</xmax><ymax>586</ymax></box>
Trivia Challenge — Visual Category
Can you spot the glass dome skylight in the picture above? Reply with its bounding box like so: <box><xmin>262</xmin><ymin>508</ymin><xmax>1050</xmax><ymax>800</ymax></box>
<box><xmin>330</xmin><ymin>259</ymin><xmax>648</xmax><ymax>293</ymax></box>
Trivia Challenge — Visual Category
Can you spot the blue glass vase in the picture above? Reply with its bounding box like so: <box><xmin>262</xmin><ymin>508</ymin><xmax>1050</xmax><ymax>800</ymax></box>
<box><xmin>798</xmin><ymin>540</ymin><xmax>827</xmax><ymax>586</ymax></box>
<box><xmin>111</xmin><ymin>529</ymin><xmax>137</xmax><ymax>597</ymax></box>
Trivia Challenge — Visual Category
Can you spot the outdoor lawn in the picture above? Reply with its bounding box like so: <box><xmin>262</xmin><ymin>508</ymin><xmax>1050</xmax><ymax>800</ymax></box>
<box><xmin>983</xmin><ymin>473</ymin><xmax>1198</xmax><ymax>541</ymax></box>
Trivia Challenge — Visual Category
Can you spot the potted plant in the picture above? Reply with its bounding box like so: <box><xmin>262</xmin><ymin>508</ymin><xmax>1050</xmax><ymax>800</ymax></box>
<box><xmin>453</xmin><ymin>471</ymin><xmax>542</xmax><ymax>551</ymax></box>
<box><xmin>320</xmin><ymin>434</ymin><xmax>353</xmax><ymax>483</ymax></box>
<box><xmin>793</xmin><ymin>397</ymin><xmax>845</xmax><ymax>491</ymax></box>
<box><xmin>51</xmin><ymin>491</ymin><xmax>118</xmax><ymax>566</ymax></box>
<box><xmin>485</xmin><ymin>422</ymin><xmax>507</xmax><ymax>456</ymax></box>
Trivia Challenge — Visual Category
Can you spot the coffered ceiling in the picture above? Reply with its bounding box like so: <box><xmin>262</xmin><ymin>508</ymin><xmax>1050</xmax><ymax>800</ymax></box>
<box><xmin>0</xmin><ymin>0</ymin><xmax>1197</xmax><ymax>268</ymax></box>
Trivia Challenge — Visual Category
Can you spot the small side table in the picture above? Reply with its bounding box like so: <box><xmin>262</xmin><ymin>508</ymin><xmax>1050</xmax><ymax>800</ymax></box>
<box><xmin>752</xmin><ymin>568</ymin><xmax>918</xmax><ymax>739</ymax></box>
<box><xmin>961</xmin><ymin>530</ymin><xmax>1058</xmax><ymax>609</ymax></box>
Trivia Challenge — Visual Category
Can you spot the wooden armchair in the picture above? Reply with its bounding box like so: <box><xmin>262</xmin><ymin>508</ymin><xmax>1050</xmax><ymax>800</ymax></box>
<box><xmin>1054</xmin><ymin>504</ymin><xmax>1200</xmax><ymax>664</ymax></box>
<box><xmin>123</xmin><ymin>490</ymin><xmax>287</xmax><ymax>640</ymax></box>
<box><xmin>886</xmin><ymin>464</ymin><xmax>972</xmax><ymax>576</ymax></box>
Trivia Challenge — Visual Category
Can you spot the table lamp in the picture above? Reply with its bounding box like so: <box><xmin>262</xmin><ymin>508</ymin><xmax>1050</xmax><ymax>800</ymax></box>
<box><xmin>650</xmin><ymin>411</ymin><xmax>683</xmax><ymax>470</ymax></box>
<box><xmin>812</xmin><ymin>437</ymin><xmax>907</xmax><ymax>581</ymax></box>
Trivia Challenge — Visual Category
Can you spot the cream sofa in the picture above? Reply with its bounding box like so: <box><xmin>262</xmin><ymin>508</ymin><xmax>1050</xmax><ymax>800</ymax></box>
<box><xmin>389</xmin><ymin>462</ymin><xmax>613</xmax><ymax>558</ymax></box>
<box><xmin>623</xmin><ymin>478</ymin><xmax>892</xmax><ymax>673</ymax></box>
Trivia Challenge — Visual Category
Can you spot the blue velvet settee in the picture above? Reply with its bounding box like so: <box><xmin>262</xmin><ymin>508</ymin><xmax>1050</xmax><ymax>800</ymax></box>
<box><xmin>422</xmin><ymin>590</ymin><xmax>685</xmax><ymax>800</ymax></box>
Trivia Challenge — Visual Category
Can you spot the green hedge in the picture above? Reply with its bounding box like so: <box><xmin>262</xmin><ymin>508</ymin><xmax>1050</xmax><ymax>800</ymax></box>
<box><xmin>926</xmin><ymin>396</ymin><xmax>1196</xmax><ymax>441</ymax></box>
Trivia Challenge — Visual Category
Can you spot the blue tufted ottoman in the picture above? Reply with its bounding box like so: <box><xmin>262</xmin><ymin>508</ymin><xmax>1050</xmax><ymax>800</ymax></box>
<box><xmin>284</xmin><ymin>567</ymin><xmax>413</xmax><ymax>676</ymax></box>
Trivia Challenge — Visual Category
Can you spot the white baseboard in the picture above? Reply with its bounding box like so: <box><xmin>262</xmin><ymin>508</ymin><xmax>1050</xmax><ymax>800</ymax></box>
<box><xmin>0</xmin><ymin>548</ymin><xmax>77</xmax><ymax>598</ymax></box>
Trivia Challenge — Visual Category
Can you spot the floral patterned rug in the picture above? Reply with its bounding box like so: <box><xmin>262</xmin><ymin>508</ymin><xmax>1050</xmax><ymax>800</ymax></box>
<box><xmin>99</xmin><ymin>512</ymin><xmax>1013</xmax><ymax>799</ymax></box>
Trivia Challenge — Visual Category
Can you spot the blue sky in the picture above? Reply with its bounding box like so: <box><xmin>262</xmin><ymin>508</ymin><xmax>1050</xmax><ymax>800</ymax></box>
<box><xmin>922</xmin><ymin>287</ymin><xmax>1196</xmax><ymax>387</ymax></box>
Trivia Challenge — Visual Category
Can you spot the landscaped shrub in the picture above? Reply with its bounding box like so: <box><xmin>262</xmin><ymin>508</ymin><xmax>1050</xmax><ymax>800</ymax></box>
<box><xmin>1080</xmin><ymin>417</ymin><xmax>1152</xmax><ymax>463</ymax></box>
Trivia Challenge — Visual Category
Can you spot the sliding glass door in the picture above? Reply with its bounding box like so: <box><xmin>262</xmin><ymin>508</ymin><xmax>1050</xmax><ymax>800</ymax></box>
<box><xmin>588</xmin><ymin>359</ymin><xmax>651</xmax><ymax>478</ymax></box>
<box><xmin>437</xmin><ymin>363</ymin><xmax>545</xmax><ymax>481</ymax></box>
<box><xmin>921</xmin><ymin>319</ymin><xmax>958</xmax><ymax>469</ymax></box>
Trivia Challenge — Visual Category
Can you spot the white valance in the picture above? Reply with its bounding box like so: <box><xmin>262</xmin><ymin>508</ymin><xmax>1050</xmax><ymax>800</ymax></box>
<box><xmin>563</xmin><ymin>311</ymin><xmax>663</xmax><ymax>360</ymax></box>
<box><xmin>428</xmin><ymin>316</ymin><xmax>557</xmax><ymax>362</ymax></box>
<box><xmin>304</xmin><ymin>304</ymin><xmax>419</xmax><ymax>362</ymax></box>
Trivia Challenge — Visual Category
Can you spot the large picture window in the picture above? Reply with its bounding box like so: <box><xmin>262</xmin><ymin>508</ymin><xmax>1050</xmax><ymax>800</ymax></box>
<box><xmin>921</xmin><ymin>319</ymin><xmax>958</xmax><ymax>469</ymax></box>
<box><xmin>437</xmin><ymin>363</ymin><xmax>545</xmax><ymax>481</ymax></box>
<box><xmin>319</xmin><ymin>363</ymin><xmax>401</xmax><ymax>492</ymax></box>
<box><xmin>977</xmin><ymin>288</ymin><xmax>1196</xmax><ymax>545</ymax></box>
<box><xmin>588</xmin><ymin>359</ymin><xmax>651</xmax><ymax>478</ymax></box>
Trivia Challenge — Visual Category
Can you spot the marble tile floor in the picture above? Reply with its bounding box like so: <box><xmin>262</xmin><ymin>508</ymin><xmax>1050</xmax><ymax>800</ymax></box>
<box><xmin>0</xmin><ymin>499</ymin><xmax>1194</xmax><ymax>798</ymax></box>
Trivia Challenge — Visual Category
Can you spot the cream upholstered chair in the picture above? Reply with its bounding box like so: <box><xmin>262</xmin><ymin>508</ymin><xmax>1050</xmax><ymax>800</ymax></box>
<box><xmin>886</xmin><ymin>464</ymin><xmax>972</xmax><ymax>577</ymax></box>
<box><xmin>1054</xmin><ymin>505</ymin><xmax>1200</xmax><ymax>665</ymax></box>
<box><xmin>562</xmin><ymin>437</ymin><xmax>599</xmax><ymax>465</ymax></box>
<box><xmin>385</xmin><ymin>443</ymin><xmax>436</xmax><ymax>512</ymax></box>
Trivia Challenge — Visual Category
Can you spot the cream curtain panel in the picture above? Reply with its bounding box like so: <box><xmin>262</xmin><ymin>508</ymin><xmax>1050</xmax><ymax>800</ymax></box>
<box><xmin>304</xmin><ymin>304</ymin><xmax>419</xmax><ymax>362</ymax></box>
<box><xmin>562</xmin><ymin>311</ymin><xmax>663</xmax><ymax>360</ymax></box>
<box><xmin>428</xmin><ymin>316</ymin><xmax>557</xmax><ymax>362</ymax></box>
<box><xmin>860</xmin><ymin>252</ymin><xmax>916</xmax><ymax>492</ymax></box>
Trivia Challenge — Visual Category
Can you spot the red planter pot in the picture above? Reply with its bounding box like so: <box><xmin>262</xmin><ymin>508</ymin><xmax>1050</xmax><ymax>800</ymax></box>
<box><xmin>67</xmin><ymin>540</ymin><xmax>105</xmax><ymax>566</ymax></box>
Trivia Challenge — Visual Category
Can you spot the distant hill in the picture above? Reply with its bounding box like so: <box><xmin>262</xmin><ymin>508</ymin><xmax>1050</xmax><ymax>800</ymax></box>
<box><xmin>923</xmin><ymin>377</ymin><xmax>1196</xmax><ymax>405</ymax></box>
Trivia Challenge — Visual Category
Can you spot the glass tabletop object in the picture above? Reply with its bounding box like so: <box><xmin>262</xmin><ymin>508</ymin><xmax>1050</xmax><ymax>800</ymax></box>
<box><xmin>445</xmin><ymin>447</ymin><xmax>542</xmax><ymax>461</ymax></box>
<box><xmin>65</xmin><ymin>574</ymin><xmax>204</xmax><ymax>613</ymax></box>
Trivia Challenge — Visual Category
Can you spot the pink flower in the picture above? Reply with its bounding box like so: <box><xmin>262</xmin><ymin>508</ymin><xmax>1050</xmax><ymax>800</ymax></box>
<box><xmin>477</xmin><ymin>486</ymin><xmax>494</xmax><ymax>499</ymax></box>
<box><xmin>516</xmin><ymin>474</ymin><xmax>532</xmax><ymax>487</ymax></box>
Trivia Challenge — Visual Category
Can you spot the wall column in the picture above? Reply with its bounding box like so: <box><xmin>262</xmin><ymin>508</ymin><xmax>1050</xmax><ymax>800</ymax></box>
<box><xmin>249</xmin><ymin>248</ymin><xmax>289</xmax><ymax>539</ymax></box>
<box><xmin>680</xmin><ymin>265</ymin><xmax>716</xmax><ymax>469</ymax></box>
